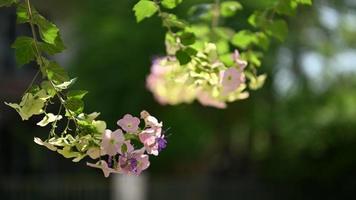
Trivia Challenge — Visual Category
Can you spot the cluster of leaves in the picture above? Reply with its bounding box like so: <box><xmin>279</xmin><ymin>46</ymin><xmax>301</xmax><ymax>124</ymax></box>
<box><xmin>133</xmin><ymin>0</ymin><xmax>312</xmax><ymax>108</ymax></box>
<box><xmin>1</xmin><ymin>0</ymin><xmax>167</xmax><ymax>176</ymax></box>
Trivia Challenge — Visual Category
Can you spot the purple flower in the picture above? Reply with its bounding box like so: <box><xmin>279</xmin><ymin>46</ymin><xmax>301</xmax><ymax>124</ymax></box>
<box><xmin>156</xmin><ymin>136</ymin><xmax>167</xmax><ymax>152</ymax></box>
<box><xmin>119</xmin><ymin>149</ymin><xmax>150</xmax><ymax>175</ymax></box>
<box><xmin>101</xmin><ymin>129</ymin><xmax>125</xmax><ymax>156</ymax></box>
<box><xmin>221</xmin><ymin>67</ymin><xmax>245</xmax><ymax>95</ymax></box>
<box><xmin>117</xmin><ymin>114</ymin><xmax>140</xmax><ymax>133</ymax></box>
<box><xmin>139</xmin><ymin>126</ymin><xmax>168</xmax><ymax>155</ymax></box>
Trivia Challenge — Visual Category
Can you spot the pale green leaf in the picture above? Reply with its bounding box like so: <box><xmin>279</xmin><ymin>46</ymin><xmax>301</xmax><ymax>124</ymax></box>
<box><xmin>231</xmin><ymin>30</ymin><xmax>258</xmax><ymax>49</ymax></box>
<box><xmin>249</xmin><ymin>74</ymin><xmax>267</xmax><ymax>90</ymax></box>
<box><xmin>133</xmin><ymin>0</ymin><xmax>158</xmax><ymax>22</ymax></box>
<box><xmin>67</xmin><ymin>90</ymin><xmax>88</xmax><ymax>100</ymax></box>
<box><xmin>34</xmin><ymin>137</ymin><xmax>57</xmax><ymax>151</ymax></box>
<box><xmin>54</xmin><ymin>78</ymin><xmax>77</xmax><ymax>90</ymax></box>
<box><xmin>161</xmin><ymin>0</ymin><xmax>182</xmax><ymax>9</ymax></box>
<box><xmin>220</xmin><ymin>1</ymin><xmax>242</xmax><ymax>17</ymax></box>
<box><xmin>37</xmin><ymin>113</ymin><xmax>62</xmax><ymax>127</ymax></box>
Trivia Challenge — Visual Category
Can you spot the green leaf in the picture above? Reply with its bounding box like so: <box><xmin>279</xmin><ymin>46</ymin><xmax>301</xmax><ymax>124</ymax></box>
<box><xmin>65</xmin><ymin>98</ymin><xmax>84</xmax><ymax>114</ymax></box>
<box><xmin>255</xmin><ymin>32</ymin><xmax>270</xmax><ymax>50</ymax></box>
<box><xmin>38</xmin><ymin>35</ymin><xmax>66</xmax><ymax>55</ymax></box>
<box><xmin>0</xmin><ymin>0</ymin><xmax>17</xmax><ymax>7</ymax></box>
<box><xmin>37</xmin><ymin>113</ymin><xmax>62</xmax><ymax>127</ymax></box>
<box><xmin>248</xmin><ymin>11</ymin><xmax>267</xmax><ymax>28</ymax></box>
<box><xmin>220</xmin><ymin>1</ymin><xmax>242</xmax><ymax>17</ymax></box>
<box><xmin>57</xmin><ymin>146</ymin><xmax>82</xmax><ymax>160</ymax></box>
<box><xmin>176</xmin><ymin>49</ymin><xmax>191</xmax><ymax>65</ymax></box>
<box><xmin>34</xmin><ymin>14</ymin><xmax>60</xmax><ymax>44</ymax></box>
<box><xmin>45</xmin><ymin>61</ymin><xmax>70</xmax><ymax>84</ymax></box>
<box><xmin>16</xmin><ymin>3</ymin><xmax>28</xmax><ymax>23</ymax></box>
<box><xmin>179</xmin><ymin>32</ymin><xmax>196</xmax><ymax>46</ymax></box>
<box><xmin>133</xmin><ymin>0</ymin><xmax>159</xmax><ymax>23</ymax></box>
<box><xmin>295</xmin><ymin>0</ymin><xmax>312</xmax><ymax>5</ymax></box>
<box><xmin>231</xmin><ymin>30</ymin><xmax>258</xmax><ymax>49</ymax></box>
<box><xmin>213</xmin><ymin>27</ymin><xmax>235</xmax><ymax>40</ymax></box>
<box><xmin>11</xmin><ymin>36</ymin><xmax>36</xmax><ymax>66</ymax></box>
<box><xmin>244</xmin><ymin>51</ymin><xmax>263</xmax><ymax>67</ymax></box>
<box><xmin>93</xmin><ymin>120</ymin><xmax>106</xmax><ymax>134</ymax></box>
<box><xmin>16</xmin><ymin>3</ymin><xmax>61</xmax><ymax>45</ymax></box>
<box><xmin>5</xmin><ymin>91</ymin><xmax>47</xmax><ymax>120</ymax></box>
<box><xmin>266</xmin><ymin>19</ymin><xmax>288</xmax><ymax>42</ymax></box>
<box><xmin>54</xmin><ymin>78</ymin><xmax>77</xmax><ymax>90</ymax></box>
<box><xmin>34</xmin><ymin>137</ymin><xmax>57</xmax><ymax>151</ymax></box>
<box><xmin>41</xmin><ymin>81</ymin><xmax>56</xmax><ymax>97</ymax></box>
<box><xmin>184</xmin><ymin>47</ymin><xmax>198</xmax><ymax>56</ymax></box>
<box><xmin>67</xmin><ymin>90</ymin><xmax>88</xmax><ymax>100</ymax></box>
<box><xmin>161</xmin><ymin>0</ymin><xmax>182</xmax><ymax>9</ymax></box>
<box><xmin>249</xmin><ymin>74</ymin><xmax>267</xmax><ymax>90</ymax></box>
<box><xmin>162</xmin><ymin>13</ymin><xmax>186</xmax><ymax>29</ymax></box>
<box><xmin>276</xmin><ymin>0</ymin><xmax>297</xmax><ymax>16</ymax></box>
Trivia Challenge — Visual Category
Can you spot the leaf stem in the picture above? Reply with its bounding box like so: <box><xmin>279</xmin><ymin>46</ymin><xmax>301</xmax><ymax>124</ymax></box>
<box><xmin>25</xmin><ymin>0</ymin><xmax>78</xmax><ymax>128</ymax></box>
<box><xmin>211</xmin><ymin>0</ymin><xmax>220</xmax><ymax>28</ymax></box>
<box><xmin>23</xmin><ymin>70</ymin><xmax>40</xmax><ymax>95</ymax></box>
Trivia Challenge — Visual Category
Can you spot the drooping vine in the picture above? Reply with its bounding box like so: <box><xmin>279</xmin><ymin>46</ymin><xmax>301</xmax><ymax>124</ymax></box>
<box><xmin>1</xmin><ymin>0</ymin><xmax>312</xmax><ymax>177</ymax></box>
<box><xmin>2</xmin><ymin>0</ymin><xmax>167</xmax><ymax>177</ymax></box>
<box><xmin>133</xmin><ymin>0</ymin><xmax>312</xmax><ymax>108</ymax></box>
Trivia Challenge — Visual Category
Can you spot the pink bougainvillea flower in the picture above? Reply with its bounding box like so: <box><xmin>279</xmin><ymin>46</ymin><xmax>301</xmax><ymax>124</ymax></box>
<box><xmin>139</xmin><ymin>127</ymin><xmax>167</xmax><ymax>156</ymax></box>
<box><xmin>87</xmin><ymin>160</ymin><xmax>119</xmax><ymax>178</ymax></box>
<box><xmin>101</xmin><ymin>129</ymin><xmax>124</xmax><ymax>156</ymax></box>
<box><xmin>119</xmin><ymin>148</ymin><xmax>150</xmax><ymax>175</ymax></box>
<box><xmin>232</xmin><ymin>49</ymin><xmax>248</xmax><ymax>70</ymax></box>
<box><xmin>140</xmin><ymin>110</ymin><xmax>163</xmax><ymax>128</ymax></box>
<box><xmin>117</xmin><ymin>114</ymin><xmax>140</xmax><ymax>133</ymax></box>
<box><xmin>197</xmin><ymin>91</ymin><xmax>227</xmax><ymax>109</ymax></box>
<box><xmin>221</xmin><ymin>67</ymin><xmax>245</xmax><ymax>95</ymax></box>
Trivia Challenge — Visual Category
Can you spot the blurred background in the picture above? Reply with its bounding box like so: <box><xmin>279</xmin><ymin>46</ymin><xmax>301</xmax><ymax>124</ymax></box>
<box><xmin>1</xmin><ymin>0</ymin><xmax>356</xmax><ymax>199</ymax></box>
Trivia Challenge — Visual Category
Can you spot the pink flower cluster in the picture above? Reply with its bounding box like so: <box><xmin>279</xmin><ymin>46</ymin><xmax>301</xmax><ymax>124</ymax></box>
<box><xmin>87</xmin><ymin>111</ymin><xmax>167</xmax><ymax>177</ymax></box>
<box><xmin>221</xmin><ymin>50</ymin><xmax>247</xmax><ymax>95</ymax></box>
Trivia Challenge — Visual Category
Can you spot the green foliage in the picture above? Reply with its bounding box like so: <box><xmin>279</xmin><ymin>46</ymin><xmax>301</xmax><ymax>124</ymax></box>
<box><xmin>179</xmin><ymin>32</ymin><xmax>196</xmax><ymax>46</ymax></box>
<box><xmin>65</xmin><ymin>98</ymin><xmax>84</xmax><ymax>115</ymax></box>
<box><xmin>132</xmin><ymin>0</ymin><xmax>312</xmax><ymax>108</ymax></box>
<box><xmin>11</xmin><ymin>36</ymin><xmax>36</xmax><ymax>66</ymax></box>
<box><xmin>0</xmin><ymin>0</ymin><xmax>17</xmax><ymax>7</ymax></box>
<box><xmin>133</xmin><ymin>0</ymin><xmax>159</xmax><ymax>22</ymax></box>
<box><xmin>231</xmin><ymin>30</ymin><xmax>258</xmax><ymax>49</ymax></box>
<box><xmin>16</xmin><ymin>3</ymin><xmax>65</xmax><ymax>52</ymax></box>
<box><xmin>220</xmin><ymin>1</ymin><xmax>242</xmax><ymax>17</ymax></box>
<box><xmin>266</xmin><ymin>19</ymin><xmax>288</xmax><ymax>41</ymax></box>
<box><xmin>37</xmin><ymin>113</ymin><xmax>63</xmax><ymax>127</ymax></box>
<box><xmin>161</xmin><ymin>13</ymin><xmax>186</xmax><ymax>29</ymax></box>
<box><xmin>44</xmin><ymin>60</ymin><xmax>70</xmax><ymax>84</ymax></box>
<box><xmin>67</xmin><ymin>90</ymin><xmax>88</xmax><ymax>100</ymax></box>
<box><xmin>175</xmin><ymin>49</ymin><xmax>191</xmax><ymax>65</ymax></box>
<box><xmin>161</xmin><ymin>0</ymin><xmax>183</xmax><ymax>9</ymax></box>
<box><xmin>5</xmin><ymin>89</ymin><xmax>48</xmax><ymax>120</ymax></box>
